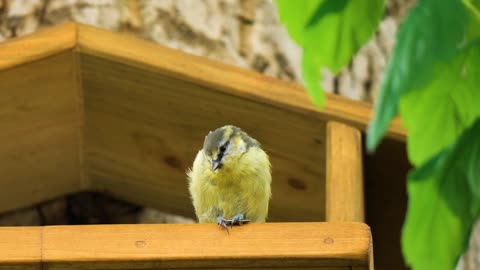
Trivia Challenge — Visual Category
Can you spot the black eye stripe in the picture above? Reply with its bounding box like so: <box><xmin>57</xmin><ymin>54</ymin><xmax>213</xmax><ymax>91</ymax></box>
<box><xmin>221</xmin><ymin>141</ymin><xmax>230</xmax><ymax>151</ymax></box>
<box><xmin>217</xmin><ymin>141</ymin><xmax>229</xmax><ymax>160</ymax></box>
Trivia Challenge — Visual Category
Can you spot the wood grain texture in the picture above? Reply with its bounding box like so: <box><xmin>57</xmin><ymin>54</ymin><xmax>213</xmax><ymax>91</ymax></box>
<box><xmin>326</xmin><ymin>122</ymin><xmax>364</xmax><ymax>222</ymax></box>
<box><xmin>81</xmin><ymin>53</ymin><xmax>326</xmax><ymax>221</ymax></box>
<box><xmin>76</xmin><ymin>23</ymin><xmax>406</xmax><ymax>141</ymax></box>
<box><xmin>42</xmin><ymin>222</ymin><xmax>371</xmax><ymax>269</ymax></box>
<box><xmin>0</xmin><ymin>23</ymin><xmax>404</xmax><ymax>223</ymax></box>
<box><xmin>0</xmin><ymin>23</ymin><xmax>77</xmax><ymax>70</ymax></box>
<box><xmin>0</xmin><ymin>51</ymin><xmax>83</xmax><ymax>213</ymax></box>
<box><xmin>0</xmin><ymin>227</ymin><xmax>41</xmax><ymax>270</ymax></box>
<box><xmin>0</xmin><ymin>223</ymin><xmax>370</xmax><ymax>269</ymax></box>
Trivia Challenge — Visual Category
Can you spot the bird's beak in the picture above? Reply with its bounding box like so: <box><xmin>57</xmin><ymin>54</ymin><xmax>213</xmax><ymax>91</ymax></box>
<box><xmin>211</xmin><ymin>160</ymin><xmax>221</xmax><ymax>171</ymax></box>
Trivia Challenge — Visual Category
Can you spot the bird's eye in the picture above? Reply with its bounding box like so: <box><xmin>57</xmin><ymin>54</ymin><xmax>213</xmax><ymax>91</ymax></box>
<box><xmin>219</xmin><ymin>142</ymin><xmax>228</xmax><ymax>153</ymax></box>
<box><xmin>219</xmin><ymin>145</ymin><xmax>226</xmax><ymax>152</ymax></box>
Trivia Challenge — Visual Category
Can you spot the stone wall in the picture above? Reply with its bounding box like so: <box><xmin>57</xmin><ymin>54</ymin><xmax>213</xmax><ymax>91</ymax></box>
<box><xmin>1</xmin><ymin>0</ymin><xmax>412</xmax><ymax>101</ymax></box>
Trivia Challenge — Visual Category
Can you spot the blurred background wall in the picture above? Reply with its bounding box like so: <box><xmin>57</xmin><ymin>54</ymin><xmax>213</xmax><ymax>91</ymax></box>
<box><xmin>0</xmin><ymin>1</ymin><xmax>478</xmax><ymax>269</ymax></box>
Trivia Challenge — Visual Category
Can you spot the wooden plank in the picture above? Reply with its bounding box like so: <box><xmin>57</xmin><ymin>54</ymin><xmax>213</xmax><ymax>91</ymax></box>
<box><xmin>0</xmin><ymin>223</ymin><xmax>370</xmax><ymax>269</ymax></box>
<box><xmin>76</xmin><ymin>23</ymin><xmax>405</xmax><ymax>141</ymax></box>
<box><xmin>0</xmin><ymin>227</ymin><xmax>42</xmax><ymax>270</ymax></box>
<box><xmin>42</xmin><ymin>222</ymin><xmax>370</xmax><ymax>269</ymax></box>
<box><xmin>326</xmin><ymin>122</ymin><xmax>364</xmax><ymax>222</ymax></box>
<box><xmin>81</xmin><ymin>53</ymin><xmax>326</xmax><ymax>221</ymax></box>
<box><xmin>0</xmin><ymin>51</ymin><xmax>83</xmax><ymax>213</ymax></box>
<box><xmin>0</xmin><ymin>23</ymin><xmax>77</xmax><ymax>70</ymax></box>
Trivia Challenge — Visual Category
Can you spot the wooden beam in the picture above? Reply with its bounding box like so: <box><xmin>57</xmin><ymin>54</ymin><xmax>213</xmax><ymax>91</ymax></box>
<box><xmin>0</xmin><ymin>22</ymin><xmax>77</xmax><ymax>70</ymax></box>
<box><xmin>326</xmin><ymin>122</ymin><xmax>364</xmax><ymax>222</ymax></box>
<box><xmin>76</xmin><ymin>23</ymin><xmax>405</xmax><ymax>141</ymax></box>
<box><xmin>0</xmin><ymin>22</ymin><xmax>406</xmax><ymax>143</ymax></box>
<box><xmin>0</xmin><ymin>222</ymin><xmax>370</xmax><ymax>269</ymax></box>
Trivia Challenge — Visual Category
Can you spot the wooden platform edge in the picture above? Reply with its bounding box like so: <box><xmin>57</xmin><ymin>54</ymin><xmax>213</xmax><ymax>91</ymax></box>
<box><xmin>0</xmin><ymin>22</ymin><xmax>78</xmax><ymax>70</ymax></box>
<box><xmin>75</xmin><ymin>23</ymin><xmax>406</xmax><ymax>141</ymax></box>
<box><xmin>0</xmin><ymin>222</ymin><xmax>372</xmax><ymax>269</ymax></box>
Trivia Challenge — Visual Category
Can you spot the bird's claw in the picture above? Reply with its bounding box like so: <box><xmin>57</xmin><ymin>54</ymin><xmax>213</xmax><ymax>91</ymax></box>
<box><xmin>216</xmin><ymin>216</ymin><xmax>230</xmax><ymax>234</ymax></box>
<box><xmin>217</xmin><ymin>214</ymin><xmax>249</xmax><ymax>233</ymax></box>
<box><xmin>230</xmin><ymin>214</ymin><xmax>250</xmax><ymax>227</ymax></box>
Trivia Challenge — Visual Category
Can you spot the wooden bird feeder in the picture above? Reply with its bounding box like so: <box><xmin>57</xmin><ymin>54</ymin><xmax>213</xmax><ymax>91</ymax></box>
<box><xmin>0</xmin><ymin>23</ymin><xmax>408</xmax><ymax>269</ymax></box>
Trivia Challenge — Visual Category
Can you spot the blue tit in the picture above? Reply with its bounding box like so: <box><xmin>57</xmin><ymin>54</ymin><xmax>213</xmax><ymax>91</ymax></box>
<box><xmin>187</xmin><ymin>125</ymin><xmax>272</xmax><ymax>231</ymax></box>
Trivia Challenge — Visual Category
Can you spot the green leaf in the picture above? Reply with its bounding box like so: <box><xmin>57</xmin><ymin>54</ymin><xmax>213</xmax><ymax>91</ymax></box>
<box><xmin>402</xmin><ymin>118</ymin><xmax>480</xmax><ymax>270</ymax></box>
<box><xmin>464</xmin><ymin>0</ymin><xmax>480</xmax><ymax>40</ymax></box>
<box><xmin>464</xmin><ymin>0</ymin><xmax>480</xmax><ymax>19</ymax></box>
<box><xmin>399</xmin><ymin>43</ymin><xmax>480</xmax><ymax>165</ymax></box>
<box><xmin>367</xmin><ymin>0</ymin><xmax>469</xmax><ymax>151</ymax></box>
<box><xmin>275</xmin><ymin>0</ymin><xmax>323</xmax><ymax>46</ymax></box>
<box><xmin>276</xmin><ymin>0</ymin><xmax>383</xmax><ymax>107</ymax></box>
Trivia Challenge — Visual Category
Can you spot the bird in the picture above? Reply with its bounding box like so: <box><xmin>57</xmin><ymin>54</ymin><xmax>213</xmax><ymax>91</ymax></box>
<box><xmin>187</xmin><ymin>125</ymin><xmax>272</xmax><ymax>232</ymax></box>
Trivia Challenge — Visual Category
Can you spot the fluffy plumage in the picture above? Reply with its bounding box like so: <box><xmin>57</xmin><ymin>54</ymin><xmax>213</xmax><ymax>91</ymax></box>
<box><xmin>187</xmin><ymin>125</ymin><xmax>272</xmax><ymax>224</ymax></box>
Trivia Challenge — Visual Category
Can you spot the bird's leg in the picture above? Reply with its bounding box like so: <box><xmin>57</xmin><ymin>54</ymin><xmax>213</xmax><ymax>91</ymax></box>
<box><xmin>230</xmin><ymin>214</ymin><xmax>250</xmax><ymax>227</ymax></box>
<box><xmin>216</xmin><ymin>216</ymin><xmax>230</xmax><ymax>233</ymax></box>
